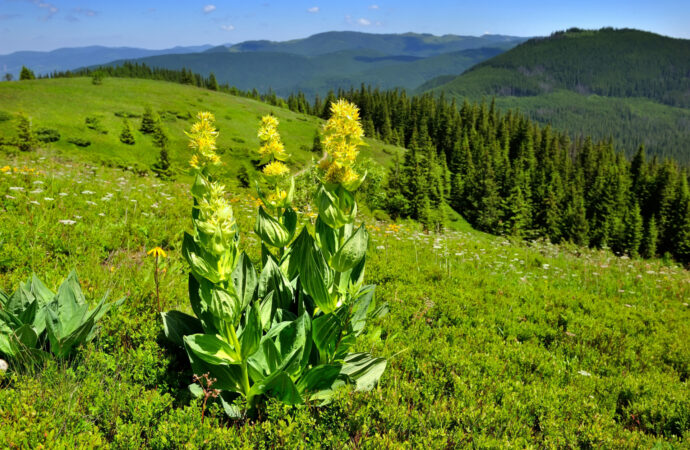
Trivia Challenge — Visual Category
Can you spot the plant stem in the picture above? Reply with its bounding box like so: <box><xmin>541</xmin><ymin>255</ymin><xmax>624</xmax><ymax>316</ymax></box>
<box><xmin>154</xmin><ymin>254</ymin><xmax>160</xmax><ymax>313</ymax></box>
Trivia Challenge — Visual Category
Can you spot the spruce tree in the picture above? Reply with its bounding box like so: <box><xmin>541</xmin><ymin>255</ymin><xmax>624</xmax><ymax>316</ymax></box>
<box><xmin>151</xmin><ymin>118</ymin><xmax>172</xmax><ymax>179</ymax></box>
<box><xmin>237</xmin><ymin>165</ymin><xmax>250</xmax><ymax>188</ymax></box>
<box><xmin>16</xmin><ymin>113</ymin><xmax>35</xmax><ymax>152</ymax></box>
<box><xmin>207</xmin><ymin>72</ymin><xmax>219</xmax><ymax>91</ymax></box>
<box><xmin>19</xmin><ymin>66</ymin><xmax>35</xmax><ymax>80</ymax></box>
<box><xmin>140</xmin><ymin>106</ymin><xmax>157</xmax><ymax>134</ymax></box>
<box><xmin>622</xmin><ymin>200</ymin><xmax>643</xmax><ymax>257</ymax></box>
<box><xmin>640</xmin><ymin>216</ymin><xmax>658</xmax><ymax>259</ymax></box>
<box><xmin>311</xmin><ymin>131</ymin><xmax>323</xmax><ymax>155</ymax></box>
<box><xmin>119</xmin><ymin>119</ymin><xmax>135</xmax><ymax>145</ymax></box>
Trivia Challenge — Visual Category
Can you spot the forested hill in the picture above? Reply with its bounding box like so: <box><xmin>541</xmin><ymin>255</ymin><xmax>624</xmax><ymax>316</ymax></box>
<box><xmin>428</xmin><ymin>28</ymin><xmax>690</xmax><ymax>106</ymax></box>
<box><xmin>424</xmin><ymin>28</ymin><xmax>690</xmax><ymax>162</ymax></box>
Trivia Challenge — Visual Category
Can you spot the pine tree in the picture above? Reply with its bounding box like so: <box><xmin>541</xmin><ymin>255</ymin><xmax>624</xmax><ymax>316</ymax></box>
<box><xmin>640</xmin><ymin>216</ymin><xmax>658</xmax><ymax>259</ymax></box>
<box><xmin>19</xmin><ymin>66</ymin><xmax>35</xmax><ymax>80</ymax></box>
<box><xmin>311</xmin><ymin>131</ymin><xmax>323</xmax><ymax>155</ymax></box>
<box><xmin>151</xmin><ymin>119</ymin><xmax>172</xmax><ymax>179</ymax></box>
<box><xmin>140</xmin><ymin>106</ymin><xmax>157</xmax><ymax>134</ymax></box>
<box><xmin>207</xmin><ymin>72</ymin><xmax>219</xmax><ymax>91</ymax></box>
<box><xmin>622</xmin><ymin>200</ymin><xmax>643</xmax><ymax>257</ymax></box>
<box><xmin>119</xmin><ymin>119</ymin><xmax>135</xmax><ymax>145</ymax></box>
<box><xmin>16</xmin><ymin>114</ymin><xmax>35</xmax><ymax>152</ymax></box>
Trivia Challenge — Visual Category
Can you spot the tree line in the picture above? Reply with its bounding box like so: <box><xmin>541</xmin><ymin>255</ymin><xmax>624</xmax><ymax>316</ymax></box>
<box><xmin>31</xmin><ymin>64</ymin><xmax>690</xmax><ymax>263</ymax></box>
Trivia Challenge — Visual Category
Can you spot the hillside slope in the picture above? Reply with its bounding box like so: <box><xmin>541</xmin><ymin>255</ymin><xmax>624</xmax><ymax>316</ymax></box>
<box><xmin>426</xmin><ymin>28</ymin><xmax>690</xmax><ymax>161</ymax></box>
<box><xmin>0</xmin><ymin>77</ymin><xmax>400</xmax><ymax>174</ymax></box>
<box><xmin>0</xmin><ymin>45</ymin><xmax>213</xmax><ymax>78</ymax></box>
<box><xmin>102</xmin><ymin>46</ymin><xmax>509</xmax><ymax>98</ymax></box>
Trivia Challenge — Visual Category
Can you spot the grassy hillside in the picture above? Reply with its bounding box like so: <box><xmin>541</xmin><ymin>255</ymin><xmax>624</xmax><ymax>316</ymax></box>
<box><xmin>1</xmin><ymin>147</ymin><xmax>688</xmax><ymax>446</ymax></box>
<box><xmin>0</xmin><ymin>77</ymin><xmax>401</xmax><ymax>176</ymax></box>
<box><xmin>103</xmin><ymin>46</ymin><xmax>507</xmax><ymax>98</ymax></box>
<box><xmin>426</xmin><ymin>28</ymin><xmax>690</xmax><ymax>161</ymax></box>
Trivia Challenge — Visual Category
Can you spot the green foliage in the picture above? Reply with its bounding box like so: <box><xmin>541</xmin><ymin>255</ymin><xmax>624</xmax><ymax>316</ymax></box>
<box><xmin>91</xmin><ymin>71</ymin><xmax>104</xmax><ymax>85</ymax></box>
<box><xmin>236</xmin><ymin>165</ymin><xmax>250</xmax><ymax>188</ymax></box>
<box><xmin>35</xmin><ymin>127</ymin><xmax>60</xmax><ymax>143</ymax></box>
<box><xmin>151</xmin><ymin>118</ymin><xmax>172</xmax><ymax>179</ymax></box>
<box><xmin>15</xmin><ymin>114</ymin><xmax>35</xmax><ymax>152</ymax></box>
<box><xmin>140</xmin><ymin>105</ymin><xmax>157</xmax><ymax>134</ymax></box>
<box><xmin>0</xmin><ymin>271</ymin><xmax>123</xmax><ymax>360</ymax></box>
<box><xmin>85</xmin><ymin>115</ymin><xmax>107</xmax><ymax>134</ymax></box>
<box><xmin>66</xmin><ymin>137</ymin><xmax>91</xmax><ymax>147</ymax></box>
<box><xmin>1</xmin><ymin>133</ymin><xmax>689</xmax><ymax>446</ymax></box>
<box><xmin>119</xmin><ymin>118</ymin><xmax>135</xmax><ymax>145</ymax></box>
<box><xmin>19</xmin><ymin>66</ymin><xmax>35</xmax><ymax>81</ymax></box>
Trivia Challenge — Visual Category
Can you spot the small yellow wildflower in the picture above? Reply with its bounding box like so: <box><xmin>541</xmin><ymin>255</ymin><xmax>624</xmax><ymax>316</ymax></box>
<box><xmin>147</xmin><ymin>247</ymin><xmax>167</xmax><ymax>258</ymax></box>
<box><xmin>0</xmin><ymin>166</ymin><xmax>10</xmax><ymax>172</ymax></box>
<box><xmin>262</xmin><ymin>161</ymin><xmax>289</xmax><ymax>178</ymax></box>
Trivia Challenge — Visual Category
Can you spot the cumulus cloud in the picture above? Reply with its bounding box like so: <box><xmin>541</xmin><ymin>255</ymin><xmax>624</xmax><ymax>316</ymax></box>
<box><xmin>220</xmin><ymin>24</ymin><xmax>235</xmax><ymax>31</ymax></box>
<box><xmin>369</xmin><ymin>4</ymin><xmax>379</xmax><ymax>9</ymax></box>
<box><xmin>307</xmin><ymin>6</ymin><xmax>319</xmax><ymax>13</ymax></box>
<box><xmin>357</xmin><ymin>18</ymin><xmax>371</xmax><ymax>26</ymax></box>
<box><xmin>19</xmin><ymin>0</ymin><xmax>58</xmax><ymax>19</ymax></box>
<box><xmin>203</xmin><ymin>4</ymin><xmax>216</xmax><ymax>13</ymax></box>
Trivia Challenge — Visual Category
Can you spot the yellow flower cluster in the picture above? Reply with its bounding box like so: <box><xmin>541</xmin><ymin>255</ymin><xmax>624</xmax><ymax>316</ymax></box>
<box><xmin>257</xmin><ymin>115</ymin><xmax>289</xmax><ymax>179</ymax></box>
<box><xmin>186</xmin><ymin>111</ymin><xmax>220</xmax><ymax>169</ymax></box>
<box><xmin>196</xmin><ymin>181</ymin><xmax>237</xmax><ymax>255</ymax></box>
<box><xmin>1</xmin><ymin>165</ymin><xmax>40</xmax><ymax>175</ymax></box>
<box><xmin>320</xmin><ymin>99</ymin><xmax>364</xmax><ymax>186</ymax></box>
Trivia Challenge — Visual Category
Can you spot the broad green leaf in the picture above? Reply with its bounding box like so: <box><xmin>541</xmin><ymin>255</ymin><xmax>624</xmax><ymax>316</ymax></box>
<box><xmin>231</xmin><ymin>252</ymin><xmax>258</xmax><ymax>312</ymax></box>
<box><xmin>161</xmin><ymin>310</ymin><xmax>203</xmax><ymax>348</ymax></box>
<box><xmin>341</xmin><ymin>352</ymin><xmax>387</xmax><ymax>391</ymax></box>
<box><xmin>190</xmin><ymin>172</ymin><xmax>211</xmax><ymax>199</ymax></box>
<box><xmin>258</xmin><ymin>258</ymin><xmax>293</xmax><ymax>311</ymax></box>
<box><xmin>282</xmin><ymin>207</ymin><xmax>298</xmax><ymax>238</ymax></box>
<box><xmin>350</xmin><ymin>285</ymin><xmax>376</xmax><ymax>336</ymax></box>
<box><xmin>296</xmin><ymin>364</ymin><xmax>341</xmax><ymax>395</ymax></box>
<box><xmin>254</xmin><ymin>206</ymin><xmax>292</xmax><ymax>248</ymax></box>
<box><xmin>290</xmin><ymin>228</ymin><xmax>335</xmax><ymax>313</ymax></box>
<box><xmin>316</xmin><ymin>185</ymin><xmax>357</xmax><ymax>230</ymax></box>
<box><xmin>29</xmin><ymin>274</ymin><xmax>54</xmax><ymax>305</ymax></box>
<box><xmin>315</xmin><ymin>217</ymin><xmax>337</xmax><ymax>261</ymax></box>
<box><xmin>188</xmin><ymin>274</ymin><xmax>220</xmax><ymax>335</ymax></box>
<box><xmin>312</xmin><ymin>308</ymin><xmax>347</xmax><ymax>361</ymax></box>
<box><xmin>198</xmin><ymin>278</ymin><xmax>241</xmax><ymax>328</ymax></box>
<box><xmin>182</xmin><ymin>232</ymin><xmax>221</xmax><ymax>284</ymax></box>
<box><xmin>330</xmin><ymin>224</ymin><xmax>368</xmax><ymax>272</ymax></box>
<box><xmin>13</xmin><ymin>324</ymin><xmax>38</xmax><ymax>350</ymax></box>
<box><xmin>184</xmin><ymin>333</ymin><xmax>240</xmax><ymax>366</ymax></box>
<box><xmin>248</xmin><ymin>370</ymin><xmax>303</xmax><ymax>405</ymax></box>
<box><xmin>185</xmin><ymin>341</ymin><xmax>244</xmax><ymax>393</ymax></box>
<box><xmin>239</xmin><ymin>303</ymin><xmax>261</xmax><ymax>360</ymax></box>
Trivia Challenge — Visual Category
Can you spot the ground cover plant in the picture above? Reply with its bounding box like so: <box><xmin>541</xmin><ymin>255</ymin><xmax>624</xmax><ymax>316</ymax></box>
<box><xmin>0</xmin><ymin>82</ymin><xmax>689</xmax><ymax>447</ymax></box>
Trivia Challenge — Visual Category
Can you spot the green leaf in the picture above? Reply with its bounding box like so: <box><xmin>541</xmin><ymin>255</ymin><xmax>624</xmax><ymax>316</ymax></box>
<box><xmin>282</xmin><ymin>207</ymin><xmax>298</xmax><ymax>237</ymax></box>
<box><xmin>296</xmin><ymin>364</ymin><xmax>342</xmax><ymax>395</ymax></box>
<box><xmin>341</xmin><ymin>352</ymin><xmax>387</xmax><ymax>391</ymax></box>
<box><xmin>312</xmin><ymin>308</ymin><xmax>347</xmax><ymax>361</ymax></box>
<box><xmin>290</xmin><ymin>228</ymin><xmax>335</xmax><ymax>313</ymax></box>
<box><xmin>13</xmin><ymin>324</ymin><xmax>38</xmax><ymax>350</ymax></box>
<box><xmin>183</xmin><ymin>232</ymin><xmax>220</xmax><ymax>284</ymax></box>
<box><xmin>232</xmin><ymin>252</ymin><xmax>258</xmax><ymax>312</ymax></box>
<box><xmin>184</xmin><ymin>334</ymin><xmax>240</xmax><ymax>366</ymax></box>
<box><xmin>315</xmin><ymin>217</ymin><xmax>337</xmax><ymax>261</ymax></box>
<box><xmin>198</xmin><ymin>278</ymin><xmax>242</xmax><ymax>329</ymax></box>
<box><xmin>330</xmin><ymin>224</ymin><xmax>368</xmax><ymax>272</ymax></box>
<box><xmin>191</xmin><ymin>172</ymin><xmax>211</xmax><ymax>199</ymax></box>
<box><xmin>254</xmin><ymin>206</ymin><xmax>292</xmax><ymax>248</ymax></box>
<box><xmin>161</xmin><ymin>310</ymin><xmax>203</xmax><ymax>348</ymax></box>
<box><xmin>248</xmin><ymin>370</ymin><xmax>303</xmax><ymax>405</ymax></box>
<box><xmin>350</xmin><ymin>285</ymin><xmax>376</xmax><ymax>336</ymax></box>
<box><xmin>316</xmin><ymin>185</ymin><xmax>357</xmax><ymax>230</ymax></box>
<box><xmin>239</xmin><ymin>303</ymin><xmax>261</xmax><ymax>360</ymax></box>
<box><xmin>188</xmin><ymin>274</ymin><xmax>219</xmax><ymax>335</ymax></box>
<box><xmin>258</xmin><ymin>258</ymin><xmax>293</xmax><ymax>311</ymax></box>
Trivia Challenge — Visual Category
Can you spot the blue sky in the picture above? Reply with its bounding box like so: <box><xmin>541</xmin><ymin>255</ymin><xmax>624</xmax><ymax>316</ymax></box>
<box><xmin>1</xmin><ymin>0</ymin><xmax>689</xmax><ymax>53</ymax></box>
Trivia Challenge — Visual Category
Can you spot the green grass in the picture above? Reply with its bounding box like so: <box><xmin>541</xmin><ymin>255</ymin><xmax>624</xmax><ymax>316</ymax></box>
<box><xmin>0</xmin><ymin>77</ymin><xmax>402</xmax><ymax>176</ymax></box>
<box><xmin>0</xmin><ymin>77</ymin><xmax>688</xmax><ymax>446</ymax></box>
<box><xmin>1</xmin><ymin>145</ymin><xmax>688</xmax><ymax>447</ymax></box>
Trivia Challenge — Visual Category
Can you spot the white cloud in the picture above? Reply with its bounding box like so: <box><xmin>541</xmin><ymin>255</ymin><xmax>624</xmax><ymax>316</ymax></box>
<box><xmin>73</xmin><ymin>8</ymin><xmax>97</xmax><ymax>17</ymax></box>
<box><xmin>369</xmin><ymin>4</ymin><xmax>379</xmax><ymax>9</ymax></box>
<box><xmin>203</xmin><ymin>4</ymin><xmax>216</xmax><ymax>13</ymax></box>
<box><xmin>307</xmin><ymin>6</ymin><xmax>319</xmax><ymax>13</ymax></box>
<box><xmin>220</xmin><ymin>24</ymin><xmax>235</xmax><ymax>31</ymax></box>
<box><xmin>357</xmin><ymin>18</ymin><xmax>371</xmax><ymax>26</ymax></box>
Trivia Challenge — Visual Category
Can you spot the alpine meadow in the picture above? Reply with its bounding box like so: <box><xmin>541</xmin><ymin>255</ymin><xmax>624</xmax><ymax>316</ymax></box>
<box><xmin>1</xmin><ymin>1</ymin><xmax>689</xmax><ymax>448</ymax></box>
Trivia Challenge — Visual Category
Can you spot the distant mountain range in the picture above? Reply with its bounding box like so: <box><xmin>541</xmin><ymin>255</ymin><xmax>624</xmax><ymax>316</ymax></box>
<box><xmin>423</xmin><ymin>28</ymin><xmax>690</xmax><ymax>161</ymax></box>
<box><xmin>92</xmin><ymin>32</ymin><xmax>526</xmax><ymax>97</ymax></box>
<box><xmin>0</xmin><ymin>45</ymin><xmax>215</xmax><ymax>78</ymax></box>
